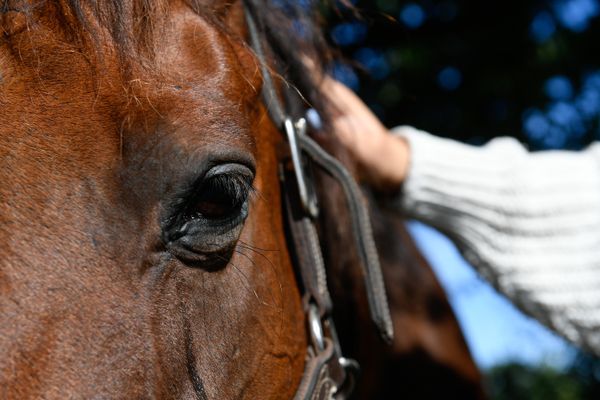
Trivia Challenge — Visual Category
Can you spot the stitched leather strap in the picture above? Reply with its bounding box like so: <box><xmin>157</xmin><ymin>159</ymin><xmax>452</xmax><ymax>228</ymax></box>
<box><xmin>297</xmin><ymin>134</ymin><xmax>394</xmax><ymax>342</ymax></box>
<box><xmin>282</xmin><ymin>165</ymin><xmax>332</xmax><ymax>316</ymax></box>
<box><xmin>243</xmin><ymin>0</ymin><xmax>393</xmax><ymax>344</ymax></box>
<box><xmin>243</xmin><ymin>3</ymin><xmax>394</xmax><ymax>398</ymax></box>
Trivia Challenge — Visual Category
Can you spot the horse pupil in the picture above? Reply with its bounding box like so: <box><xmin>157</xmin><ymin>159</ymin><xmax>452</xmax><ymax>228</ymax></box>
<box><xmin>194</xmin><ymin>187</ymin><xmax>238</xmax><ymax>219</ymax></box>
<box><xmin>196</xmin><ymin>199</ymin><xmax>231</xmax><ymax>218</ymax></box>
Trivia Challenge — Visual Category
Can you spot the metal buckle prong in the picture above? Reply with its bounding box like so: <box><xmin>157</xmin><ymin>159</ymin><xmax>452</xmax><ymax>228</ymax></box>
<box><xmin>283</xmin><ymin>117</ymin><xmax>319</xmax><ymax>218</ymax></box>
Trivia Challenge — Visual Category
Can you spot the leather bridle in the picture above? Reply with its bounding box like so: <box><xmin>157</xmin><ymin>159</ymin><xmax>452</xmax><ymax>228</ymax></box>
<box><xmin>243</xmin><ymin>4</ymin><xmax>394</xmax><ymax>399</ymax></box>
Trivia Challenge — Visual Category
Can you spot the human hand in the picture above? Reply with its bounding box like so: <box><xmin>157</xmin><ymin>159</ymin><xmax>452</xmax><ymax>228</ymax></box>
<box><xmin>318</xmin><ymin>75</ymin><xmax>410</xmax><ymax>192</ymax></box>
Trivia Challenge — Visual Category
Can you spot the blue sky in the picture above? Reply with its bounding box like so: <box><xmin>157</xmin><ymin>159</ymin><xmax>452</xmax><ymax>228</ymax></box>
<box><xmin>406</xmin><ymin>221</ymin><xmax>577</xmax><ymax>370</ymax></box>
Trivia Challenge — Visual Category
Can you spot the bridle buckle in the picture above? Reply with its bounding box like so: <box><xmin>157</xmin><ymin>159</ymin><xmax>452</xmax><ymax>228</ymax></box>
<box><xmin>283</xmin><ymin>117</ymin><xmax>319</xmax><ymax>218</ymax></box>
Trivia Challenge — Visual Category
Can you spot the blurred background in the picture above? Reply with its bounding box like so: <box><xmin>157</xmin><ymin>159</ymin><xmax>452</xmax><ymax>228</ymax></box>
<box><xmin>323</xmin><ymin>0</ymin><xmax>600</xmax><ymax>398</ymax></box>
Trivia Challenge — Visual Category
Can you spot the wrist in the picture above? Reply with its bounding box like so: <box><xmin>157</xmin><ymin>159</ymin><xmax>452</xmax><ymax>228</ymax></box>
<box><xmin>364</xmin><ymin>133</ymin><xmax>410</xmax><ymax>192</ymax></box>
<box><xmin>379</xmin><ymin>134</ymin><xmax>410</xmax><ymax>191</ymax></box>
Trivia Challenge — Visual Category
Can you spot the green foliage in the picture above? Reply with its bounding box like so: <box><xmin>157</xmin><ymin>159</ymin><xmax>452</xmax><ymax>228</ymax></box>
<box><xmin>485</xmin><ymin>363</ymin><xmax>582</xmax><ymax>400</ymax></box>
<box><xmin>568</xmin><ymin>351</ymin><xmax>600</xmax><ymax>399</ymax></box>
<box><xmin>326</xmin><ymin>0</ymin><xmax>600</xmax><ymax>149</ymax></box>
<box><xmin>484</xmin><ymin>351</ymin><xmax>600</xmax><ymax>399</ymax></box>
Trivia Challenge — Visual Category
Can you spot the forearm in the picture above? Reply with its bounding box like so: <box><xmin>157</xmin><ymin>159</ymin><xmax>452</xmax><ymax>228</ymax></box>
<box><xmin>393</xmin><ymin>126</ymin><xmax>600</xmax><ymax>355</ymax></box>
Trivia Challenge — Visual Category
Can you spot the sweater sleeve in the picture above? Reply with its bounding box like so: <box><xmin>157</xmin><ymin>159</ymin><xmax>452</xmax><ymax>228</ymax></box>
<box><xmin>392</xmin><ymin>126</ymin><xmax>600</xmax><ymax>356</ymax></box>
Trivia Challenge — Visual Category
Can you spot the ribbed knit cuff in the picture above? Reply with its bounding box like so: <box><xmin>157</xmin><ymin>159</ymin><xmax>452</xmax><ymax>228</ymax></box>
<box><xmin>391</xmin><ymin>126</ymin><xmax>527</xmax><ymax>225</ymax></box>
<box><xmin>390</xmin><ymin>126</ymin><xmax>600</xmax><ymax>356</ymax></box>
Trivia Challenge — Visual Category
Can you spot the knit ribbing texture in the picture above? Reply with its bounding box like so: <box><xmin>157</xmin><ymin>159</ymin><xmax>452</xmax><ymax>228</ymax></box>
<box><xmin>393</xmin><ymin>126</ymin><xmax>600</xmax><ymax>356</ymax></box>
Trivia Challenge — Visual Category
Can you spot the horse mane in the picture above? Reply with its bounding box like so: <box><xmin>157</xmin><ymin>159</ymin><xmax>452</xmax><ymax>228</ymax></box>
<box><xmin>1</xmin><ymin>0</ymin><xmax>331</xmax><ymax>114</ymax></box>
<box><xmin>242</xmin><ymin>0</ymin><xmax>332</xmax><ymax>115</ymax></box>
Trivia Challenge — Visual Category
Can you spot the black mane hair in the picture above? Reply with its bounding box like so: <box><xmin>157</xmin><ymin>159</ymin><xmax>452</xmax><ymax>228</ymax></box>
<box><xmin>242</xmin><ymin>0</ymin><xmax>332</xmax><ymax>115</ymax></box>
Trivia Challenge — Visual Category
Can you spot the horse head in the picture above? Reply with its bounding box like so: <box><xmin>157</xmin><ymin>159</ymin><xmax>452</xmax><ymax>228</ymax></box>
<box><xmin>1</xmin><ymin>1</ymin><xmax>484</xmax><ymax>398</ymax></box>
<box><xmin>0</xmin><ymin>1</ymin><xmax>311</xmax><ymax>397</ymax></box>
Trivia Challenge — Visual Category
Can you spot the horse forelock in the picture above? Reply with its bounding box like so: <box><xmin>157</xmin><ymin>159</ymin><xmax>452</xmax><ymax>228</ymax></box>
<box><xmin>0</xmin><ymin>0</ymin><xmax>331</xmax><ymax>119</ymax></box>
<box><xmin>1</xmin><ymin>1</ymin><xmax>219</xmax><ymax>60</ymax></box>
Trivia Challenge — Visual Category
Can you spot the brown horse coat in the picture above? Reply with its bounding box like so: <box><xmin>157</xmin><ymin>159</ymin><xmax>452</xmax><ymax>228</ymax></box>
<box><xmin>1</xmin><ymin>1</ymin><xmax>483</xmax><ymax>398</ymax></box>
<box><xmin>1</xmin><ymin>1</ymin><xmax>308</xmax><ymax>398</ymax></box>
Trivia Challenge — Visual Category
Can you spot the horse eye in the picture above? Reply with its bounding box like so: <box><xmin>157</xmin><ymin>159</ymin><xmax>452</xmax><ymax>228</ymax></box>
<box><xmin>163</xmin><ymin>163</ymin><xmax>255</xmax><ymax>267</ymax></box>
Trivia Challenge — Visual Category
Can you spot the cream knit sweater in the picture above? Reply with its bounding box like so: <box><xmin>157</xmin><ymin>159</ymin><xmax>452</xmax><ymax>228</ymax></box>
<box><xmin>394</xmin><ymin>126</ymin><xmax>600</xmax><ymax>356</ymax></box>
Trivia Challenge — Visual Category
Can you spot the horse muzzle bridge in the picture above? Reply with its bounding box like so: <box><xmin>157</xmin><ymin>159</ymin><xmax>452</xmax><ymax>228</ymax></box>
<box><xmin>244</xmin><ymin>4</ymin><xmax>394</xmax><ymax>399</ymax></box>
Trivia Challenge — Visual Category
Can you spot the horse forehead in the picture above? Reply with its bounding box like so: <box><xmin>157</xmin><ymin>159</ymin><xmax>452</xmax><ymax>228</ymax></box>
<box><xmin>156</xmin><ymin>5</ymin><xmax>262</xmax><ymax>101</ymax></box>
